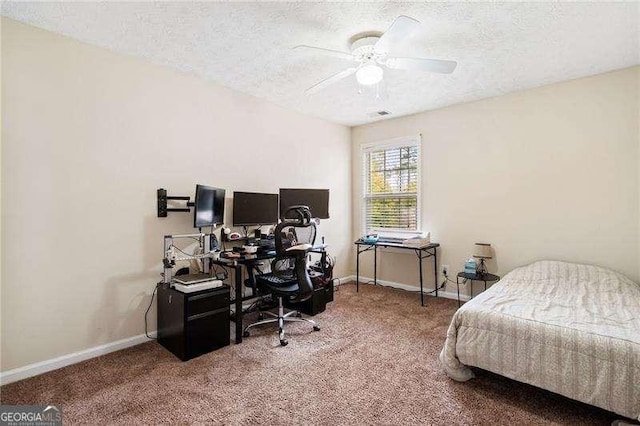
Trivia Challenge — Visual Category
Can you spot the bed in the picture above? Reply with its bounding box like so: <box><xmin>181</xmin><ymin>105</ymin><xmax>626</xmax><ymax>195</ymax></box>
<box><xmin>440</xmin><ymin>260</ymin><xmax>640</xmax><ymax>420</ymax></box>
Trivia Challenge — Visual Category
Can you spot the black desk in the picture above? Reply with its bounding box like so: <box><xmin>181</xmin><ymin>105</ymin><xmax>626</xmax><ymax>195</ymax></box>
<box><xmin>456</xmin><ymin>272</ymin><xmax>500</xmax><ymax>307</ymax></box>
<box><xmin>212</xmin><ymin>245</ymin><xmax>328</xmax><ymax>343</ymax></box>
<box><xmin>354</xmin><ymin>240</ymin><xmax>440</xmax><ymax>306</ymax></box>
<box><xmin>212</xmin><ymin>251</ymin><xmax>276</xmax><ymax>344</ymax></box>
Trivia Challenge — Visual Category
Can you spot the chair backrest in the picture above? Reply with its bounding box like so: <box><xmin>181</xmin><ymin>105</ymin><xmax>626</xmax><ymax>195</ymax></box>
<box><xmin>271</xmin><ymin>206</ymin><xmax>316</xmax><ymax>302</ymax></box>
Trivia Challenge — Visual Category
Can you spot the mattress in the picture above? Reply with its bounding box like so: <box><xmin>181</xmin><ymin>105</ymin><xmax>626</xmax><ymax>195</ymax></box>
<box><xmin>440</xmin><ymin>260</ymin><xmax>640</xmax><ymax>420</ymax></box>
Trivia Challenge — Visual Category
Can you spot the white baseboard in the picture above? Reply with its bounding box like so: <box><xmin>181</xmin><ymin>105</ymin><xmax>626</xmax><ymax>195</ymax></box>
<box><xmin>339</xmin><ymin>275</ymin><xmax>470</xmax><ymax>302</ymax></box>
<box><xmin>0</xmin><ymin>331</ymin><xmax>157</xmax><ymax>386</ymax></box>
<box><xmin>0</xmin><ymin>276</ymin><xmax>351</xmax><ymax>385</ymax></box>
<box><xmin>332</xmin><ymin>276</ymin><xmax>352</xmax><ymax>287</ymax></box>
<box><xmin>0</xmin><ymin>275</ymin><xmax>463</xmax><ymax>386</ymax></box>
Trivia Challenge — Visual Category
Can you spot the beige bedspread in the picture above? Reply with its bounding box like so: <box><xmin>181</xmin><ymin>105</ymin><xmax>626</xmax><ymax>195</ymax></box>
<box><xmin>440</xmin><ymin>260</ymin><xmax>640</xmax><ymax>420</ymax></box>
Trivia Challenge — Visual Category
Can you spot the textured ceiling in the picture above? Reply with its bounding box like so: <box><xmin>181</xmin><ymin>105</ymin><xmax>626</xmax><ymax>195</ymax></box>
<box><xmin>2</xmin><ymin>2</ymin><xmax>639</xmax><ymax>126</ymax></box>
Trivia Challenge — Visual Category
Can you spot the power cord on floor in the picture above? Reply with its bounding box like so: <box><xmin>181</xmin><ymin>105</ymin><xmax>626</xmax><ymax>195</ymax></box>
<box><xmin>332</xmin><ymin>277</ymin><xmax>341</xmax><ymax>292</ymax></box>
<box><xmin>423</xmin><ymin>280</ymin><xmax>447</xmax><ymax>295</ymax></box>
<box><xmin>443</xmin><ymin>273</ymin><xmax>468</xmax><ymax>286</ymax></box>
<box><xmin>145</xmin><ymin>282</ymin><xmax>162</xmax><ymax>340</ymax></box>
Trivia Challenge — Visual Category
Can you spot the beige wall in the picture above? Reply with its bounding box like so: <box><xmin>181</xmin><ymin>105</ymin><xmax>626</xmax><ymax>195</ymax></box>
<box><xmin>2</xmin><ymin>16</ymin><xmax>639</xmax><ymax>374</ymax></box>
<box><xmin>1</xmin><ymin>18</ymin><xmax>351</xmax><ymax>371</ymax></box>
<box><xmin>352</xmin><ymin>67</ymin><xmax>640</xmax><ymax>294</ymax></box>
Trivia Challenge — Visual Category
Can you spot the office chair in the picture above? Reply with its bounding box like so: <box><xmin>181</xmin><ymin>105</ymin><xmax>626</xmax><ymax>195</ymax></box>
<box><xmin>243</xmin><ymin>206</ymin><xmax>320</xmax><ymax>346</ymax></box>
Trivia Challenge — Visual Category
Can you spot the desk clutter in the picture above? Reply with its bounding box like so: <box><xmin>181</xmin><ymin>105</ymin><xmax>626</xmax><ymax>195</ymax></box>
<box><xmin>401</xmin><ymin>232</ymin><xmax>431</xmax><ymax>248</ymax></box>
<box><xmin>155</xmin><ymin>184</ymin><xmax>335</xmax><ymax>359</ymax></box>
<box><xmin>360</xmin><ymin>232</ymin><xmax>431</xmax><ymax>248</ymax></box>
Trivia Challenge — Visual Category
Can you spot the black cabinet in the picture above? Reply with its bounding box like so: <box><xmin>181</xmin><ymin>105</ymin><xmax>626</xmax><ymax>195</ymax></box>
<box><xmin>157</xmin><ymin>284</ymin><xmax>230</xmax><ymax>361</ymax></box>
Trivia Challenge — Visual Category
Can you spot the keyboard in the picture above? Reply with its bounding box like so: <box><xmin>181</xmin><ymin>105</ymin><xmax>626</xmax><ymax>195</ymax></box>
<box><xmin>258</xmin><ymin>239</ymin><xmax>275</xmax><ymax>249</ymax></box>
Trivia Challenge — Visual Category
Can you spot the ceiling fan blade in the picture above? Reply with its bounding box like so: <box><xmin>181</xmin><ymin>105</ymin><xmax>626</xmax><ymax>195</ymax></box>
<box><xmin>385</xmin><ymin>57</ymin><xmax>457</xmax><ymax>74</ymax></box>
<box><xmin>305</xmin><ymin>68</ymin><xmax>357</xmax><ymax>94</ymax></box>
<box><xmin>293</xmin><ymin>45</ymin><xmax>354</xmax><ymax>61</ymax></box>
<box><xmin>373</xmin><ymin>15</ymin><xmax>421</xmax><ymax>55</ymax></box>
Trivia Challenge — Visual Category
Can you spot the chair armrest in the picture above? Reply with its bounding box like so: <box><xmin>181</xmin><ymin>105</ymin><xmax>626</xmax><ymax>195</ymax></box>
<box><xmin>308</xmin><ymin>244</ymin><xmax>328</xmax><ymax>253</ymax></box>
<box><xmin>286</xmin><ymin>243</ymin><xmax>313</xmax><ymax>253</ymax></box>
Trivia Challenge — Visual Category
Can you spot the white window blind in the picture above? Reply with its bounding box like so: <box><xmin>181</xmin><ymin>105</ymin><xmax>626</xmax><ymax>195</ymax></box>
<box><xmin>362</xmin><ymin>136</ymin><xmax>420</xmax><ymax>233</ymax></box>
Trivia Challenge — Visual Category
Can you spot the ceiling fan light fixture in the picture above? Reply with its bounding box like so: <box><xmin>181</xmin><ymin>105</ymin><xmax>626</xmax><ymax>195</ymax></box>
<box><xmin>356</xmin><ymin>64</ymin><xmax>383</xmax><ymax>86</ymax></box>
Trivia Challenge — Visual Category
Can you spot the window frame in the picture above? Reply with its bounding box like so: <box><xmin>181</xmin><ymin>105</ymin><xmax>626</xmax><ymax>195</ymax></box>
<box><xmin>361</xmin><ymin>135</ymin><xmax>422</xmax><ymax>235</ymax></box>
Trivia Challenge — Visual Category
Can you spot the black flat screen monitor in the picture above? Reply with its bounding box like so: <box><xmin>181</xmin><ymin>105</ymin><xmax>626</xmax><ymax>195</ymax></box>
<box><xmin>232</xmin><ymin>191</ymin><xmax>279</xmax><ymax>226</ymax></box>
<box><xmin>279</xmin><ymin>188</ymin><xmax>330</xmax><ymax>219</ymax></box>
<box><xmin>194</xmin><ymin>184</ymin><xmax>225</xmax><ymax>228</ymax></box>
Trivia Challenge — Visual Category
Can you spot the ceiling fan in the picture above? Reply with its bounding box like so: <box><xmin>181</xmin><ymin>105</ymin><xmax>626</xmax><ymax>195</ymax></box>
<box><xmin>294</xmin><ymin>15</ymin><xmax>457</xmax><ymax>94</ymax></box>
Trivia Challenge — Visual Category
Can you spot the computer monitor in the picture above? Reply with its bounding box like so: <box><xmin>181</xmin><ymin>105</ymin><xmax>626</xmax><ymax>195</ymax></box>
<box><xmin>232</xmin><ymin>191</ymin><xmax>279</xmax><ymax>226</ymax></box>
<box><xmin>194</xmin><ymin>184</ymin><xmax>225</xmax><ymax>228</ymax></box>
<box><xmin>279</xmin><ymin>188</ymin><xmax>329</xmax><ymax>219</ymax></box>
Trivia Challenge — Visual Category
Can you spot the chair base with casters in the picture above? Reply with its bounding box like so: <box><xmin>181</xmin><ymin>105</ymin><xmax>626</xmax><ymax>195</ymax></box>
<box><xmin>243</xmin><ymin>275</ymin><xmax>320</xmax><ymax>346</ymax></box>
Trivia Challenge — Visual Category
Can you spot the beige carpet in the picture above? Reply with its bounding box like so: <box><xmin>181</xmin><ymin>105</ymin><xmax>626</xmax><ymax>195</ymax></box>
<box><xmin>1</xmin><ymin>283</ymin><xmax>618</xmax><ymax>424</ymax></box>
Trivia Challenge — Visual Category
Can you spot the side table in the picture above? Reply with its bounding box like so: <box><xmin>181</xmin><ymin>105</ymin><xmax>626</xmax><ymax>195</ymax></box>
<box><xmin>456</xmin><ymin>272</ymin><xmax>500</xmax><ymax>307</ymax></box>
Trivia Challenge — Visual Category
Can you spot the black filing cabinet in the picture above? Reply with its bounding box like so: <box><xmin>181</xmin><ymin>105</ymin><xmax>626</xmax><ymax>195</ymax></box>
<box><xmin>157</xmin><ymin>284</ymin><xmax>230</xmax><ymax>361</ymax></box>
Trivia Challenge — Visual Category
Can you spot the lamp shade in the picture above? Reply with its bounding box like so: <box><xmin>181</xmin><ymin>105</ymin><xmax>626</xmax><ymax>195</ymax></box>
<box><xmin>473</xmin><ymin>243</ymin><xmax>492</xmax><ymax>259</ymax></box>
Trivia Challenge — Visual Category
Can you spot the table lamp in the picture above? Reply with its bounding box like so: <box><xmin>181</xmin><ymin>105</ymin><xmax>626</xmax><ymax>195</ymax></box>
<box><xmin>473</xmin><ymin>243</ymin><xmax>492</xmax><ymax>275</ymax></box>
